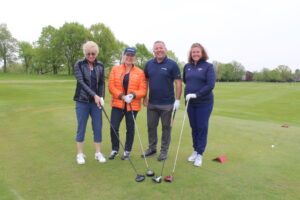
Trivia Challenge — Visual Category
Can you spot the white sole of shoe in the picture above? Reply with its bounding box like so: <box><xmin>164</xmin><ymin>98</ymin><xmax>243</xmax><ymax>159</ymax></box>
<box><xmin>188</xmin><ymin>158</ymin><xmax>196</xmax><ymax>162</ymax></box>
<box><xmin>95</xmin><ymin>157</ymin><xmax>106</xmax><ymax>163</ymax></box>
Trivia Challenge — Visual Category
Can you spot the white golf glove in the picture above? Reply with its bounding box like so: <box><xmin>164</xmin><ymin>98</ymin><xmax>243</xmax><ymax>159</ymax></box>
<box><xmin>124</xmin><ymin>94</ymin><xmax>134</xmax><ymax>103</ymax></box>
<box><xmin>186</xmin><ymin>93</ymin><xmax>197</xmax><ymax>101</ymax></box>
<box><xmin>173</xmin><ymin>99</ymin><xmax>180</xmax><ymax>111</ymax></box>
<box><xmin>100</xmin><ymin>97</ymin><xmax>104</xmax><ymax>107</ymax></box>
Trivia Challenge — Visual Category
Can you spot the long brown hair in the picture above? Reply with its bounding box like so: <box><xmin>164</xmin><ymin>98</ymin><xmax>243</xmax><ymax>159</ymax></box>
<box><xmin>188</xmin><ymin>43</ymin><xmax>209</xmax><ymax>64</ymax></box>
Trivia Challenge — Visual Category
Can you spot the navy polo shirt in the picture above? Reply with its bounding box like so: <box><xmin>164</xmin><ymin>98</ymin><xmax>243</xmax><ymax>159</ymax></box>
<box><xmin>144</xmin><ymin>57</ymin><xmax>181</xmax><ymax>105</ymax></box>
<box><xmin>183</xmin><ymin>60</ymin><xmax>216</xmax><ymax>105</ymax></box>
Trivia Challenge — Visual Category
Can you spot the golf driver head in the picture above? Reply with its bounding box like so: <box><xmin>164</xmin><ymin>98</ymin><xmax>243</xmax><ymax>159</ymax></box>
<box><xmin>152</xmin><ymin>176</ymin><xmax>162</xmax><ymax>183</ymax></box>
<box><xmin>135</xmin><ymin>174</ymin><xmax>145</xmax><ymax>182</ymax></box>
<box><xmin>146</xmin><ymin>170</ymin><xmax>155</xmax><ymax>177</ymax></box>
<box><xmin>164</xmin><ymin>175</ymin><xmax>173</xmax><ymax>182</ymax></box>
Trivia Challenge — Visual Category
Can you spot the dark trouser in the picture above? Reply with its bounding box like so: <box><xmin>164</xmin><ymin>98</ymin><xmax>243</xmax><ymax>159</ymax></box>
<box><xmin>110</xmin><ymin>107</ymin><xmax>137</xmax><ymax>152</ymax></box>
<box><xmin>187</xmin><ymin>102</ymin><xmax>213</xmax><ymax>155</ymax></box>
<box><xmin>75</xmin><ymin>101</ymin><xmax>102</xmax><ymax>142</ymax></box>
<box><xmin>147</xmin><ymin>105</ymin><xmax>173</xmax><ymax>154</ymax></box>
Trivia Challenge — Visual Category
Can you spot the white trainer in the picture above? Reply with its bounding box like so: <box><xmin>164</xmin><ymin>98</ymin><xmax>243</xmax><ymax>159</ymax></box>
<box><xmin>188</xmin><ymin>151</ymin><xmax>198</xmax><ymax>162</ymax></box>
<box><xmin>77</xmin><ymin>153</ymin><xmax>86</xmax><ymax>165</ymax></box>
<box><xmin>95</xmin><ymin>152</ymin><xmax>106</xmax><ymax>163</ymax></box>
<box><xmin>194</xmin><ymin>154</ymin><xmax>203</xmax><ymax>167</ymax></box>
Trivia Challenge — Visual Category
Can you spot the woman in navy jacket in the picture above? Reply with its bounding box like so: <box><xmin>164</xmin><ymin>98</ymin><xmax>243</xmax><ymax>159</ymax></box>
<box><xmin>73</xmin><ymin>41</ymin><xmax>106</xmax><ymax>165</ymax></box>
<box><xmin>183</xmin><ymin>43</ymin><xmax>216</xmax><ymax>167</ymax></box>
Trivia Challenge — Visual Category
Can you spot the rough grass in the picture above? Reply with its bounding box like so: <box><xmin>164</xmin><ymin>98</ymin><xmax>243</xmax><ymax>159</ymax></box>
<box><xmin>0</xmin><ymin>75</ymin><xmax>299</xmax><ymax>200</ymax></box>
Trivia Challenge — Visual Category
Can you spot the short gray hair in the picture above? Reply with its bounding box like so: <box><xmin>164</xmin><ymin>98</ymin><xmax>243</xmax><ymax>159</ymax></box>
<box><xmin>153</xmin><ymin>40</ymin><xmax>167</xmax><ymax>50</ymax></box>
<box><xmin>83</xmin><ymin>41</ymin><xmax>99</xmax><ymax>55</ymax></box>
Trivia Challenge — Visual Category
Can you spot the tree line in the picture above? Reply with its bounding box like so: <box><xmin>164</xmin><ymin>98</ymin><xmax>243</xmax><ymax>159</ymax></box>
<box><xmin>0</xmin><ymin>22</ymin><xmax>299</xmax><ymax>82</ymax></box>
<box><xmin>213</xmin><ymin>61</ymin><xmax>300</xmax><ymax>82</ymax></box>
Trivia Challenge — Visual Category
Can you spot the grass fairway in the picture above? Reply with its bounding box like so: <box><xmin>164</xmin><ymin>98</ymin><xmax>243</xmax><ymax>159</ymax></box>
<box><xmin>0</xmin><ymin>74</ymin><xmax>299</xmax><ymax>200</ymax></box>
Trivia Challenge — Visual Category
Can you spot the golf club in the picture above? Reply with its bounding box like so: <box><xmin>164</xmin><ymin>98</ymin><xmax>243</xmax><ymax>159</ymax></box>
<box><xmin>152</xmin><ymin>109</ymin><xmax>176</xmax><ymax>183</ymax></box>
<box><xmin>101</xmin><ymin>106</ymin><xmax>145</xmax><ymax>182</ymax></box>
<box><xmin>129</xmin><ymin>103</ymin><xmax>155</xmax><ymax>177</ymax></box>
<box><xmin>164</xmin><ymin>99</ymin><xmax>190</xmax><ymax>183</ymax></box>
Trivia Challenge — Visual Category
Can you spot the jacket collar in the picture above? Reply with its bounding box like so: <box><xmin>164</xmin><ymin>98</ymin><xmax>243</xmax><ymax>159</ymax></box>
<box><xmin>192</xmin><ymin>59</ymin><xmax>205</xmax><ymax>66</ymax></box>
<box><xmin>83</xmin><ymin>58</ymin><xmax>98</xmax><ymax>65</ymax></box>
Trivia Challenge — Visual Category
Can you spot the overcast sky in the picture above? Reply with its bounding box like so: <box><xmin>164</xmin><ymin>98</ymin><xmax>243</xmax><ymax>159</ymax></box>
<box><xmin>1</xmin><ymin>0</ymin><xmax>300</xmax><ymax>71</ymax></box>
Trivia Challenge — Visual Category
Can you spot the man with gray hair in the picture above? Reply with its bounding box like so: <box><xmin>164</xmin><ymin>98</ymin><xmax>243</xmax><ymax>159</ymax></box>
<box><xmin>142</xmin><ymin>41</ymin><xmax>182</xmax><ymax>161</ymax></box>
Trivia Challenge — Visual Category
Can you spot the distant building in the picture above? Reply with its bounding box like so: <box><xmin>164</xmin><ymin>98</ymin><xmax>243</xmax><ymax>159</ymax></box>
<box><xmin>245</xmin><ymin>71</ymin><xmax>253</xmax><ymax>81</ymax></box>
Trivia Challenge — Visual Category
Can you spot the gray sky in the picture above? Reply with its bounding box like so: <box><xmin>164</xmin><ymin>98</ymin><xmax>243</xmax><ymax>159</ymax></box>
<box><xmin>1</xmin><ymin>0</ymin><xmax>300</xmax><ymax>71</ymax></box>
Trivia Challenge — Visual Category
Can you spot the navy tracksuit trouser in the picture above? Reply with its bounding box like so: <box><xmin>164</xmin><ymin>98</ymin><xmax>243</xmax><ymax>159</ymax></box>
<box><xmin>110</xmin><ymin>107</ymin><xmax>138</xmax><ymax>152</ymax></box>
<box><xmin>187</xmin><ymin>102</ymin><xmax>213</xmax><ymax>155</ymax></box>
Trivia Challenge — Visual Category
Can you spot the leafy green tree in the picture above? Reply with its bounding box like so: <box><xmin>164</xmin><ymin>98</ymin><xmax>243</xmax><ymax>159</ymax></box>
<box><xmin>89</xmin><ymin>23</ymin><xmax>120</xmax><ymax>68</ymax></box>
<box><xmin>167</xmin><ymin>50</ymin><xmax>179</xmax><ymax>63</ymax></box>
<box><xmin>268</xmin><ymin>69</ymin><xmax>281</xmax><ymax>82</ymax></box>
<box><xmin>221</xmin><ymin>63</ymin><xmax>235</xmax><ymax>81</ymax></box>
<box><xmin>254</xmin><ymin>68</ymin><xmax>281</xmax><ymax>82</ymax></box>
<box><xmin>135</xmin><ymin>43</ymin><xmax>152</xmax><ymax>68</ymax></box>
<box><xmin>253</xmin><ymin>71</ymin><xmax>263</xmax><ymax>81</ymax></box>
<box><xmin>231</xmin><ymin>61</ymin><xmax>245</xmax><ymax>81</ymax></box>
<box><xmin>212</xmin><ymin>61</ymin><xmax>244</xmax><ymax>81</ymax></box>
<box><xmin>56</xmin><ymin>22</ymin><xmax>91</xmax><ymax>75</ymax></box>
<box><xmin>37</xmin><ymin>26</ymin><xmax>64</xmax><ymax>74</ymax></box>
<box><xmin>18</xmin><ymin>41</ymin><xmax>34</xmax><ymax>73</ymax></box>
<box><xmin>213</xmin><ymin>61</ymin><xmax>223</xmax><ymax>81</ymax></box>
<box><xmin>294</xmin><ymin>69</ymin><xmax>300</xmax><ymax>81</ymax></box>
<box><xmin>115</xmin><ymin>40</ymin><xmax>128</xmax><ymax>65</ymax></box>
<box><xmin>0</xmin><ymin>24</ymin><xmax>18</xmax><ymax>73</ymax></box>
<box><xmin>276</xmin><ymin>65</ymin><xmax>293</xmax><ymax>81</ymax></box>
<box><xmin>261</xmin><ymin>68</ymin><xmax>271</xmax><ymax>81</ymax></box>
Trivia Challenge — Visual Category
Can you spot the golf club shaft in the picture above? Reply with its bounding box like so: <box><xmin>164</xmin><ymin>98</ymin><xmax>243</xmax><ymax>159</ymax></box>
<box><xmin>101</xmin><ymin>106</ymin><xmax>139</xmax><ymax>175</ymax></box>
<box><xmin>129</xmin><ymin>103</ymin><xmax>150</xmax><ymax>169</ymax></box>
<box><xmin>171</xmin><ymin>99</ymin><xmax>190</xmax><ymax>175</ymax></box>
<box><xmin>159</xmin><ymin>109</ymin><xmax>177</xmax><ymax>177</ymax></box>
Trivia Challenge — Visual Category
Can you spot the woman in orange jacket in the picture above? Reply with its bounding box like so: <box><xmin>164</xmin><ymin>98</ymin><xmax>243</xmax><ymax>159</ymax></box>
<box><xmin>108</xmin><ymin>47</ymin><xmax>147</xmax><ymax>160</ymax></box>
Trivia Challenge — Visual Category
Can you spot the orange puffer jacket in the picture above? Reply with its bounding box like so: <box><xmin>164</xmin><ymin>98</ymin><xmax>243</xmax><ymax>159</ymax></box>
<box><xmin>108</xmin><ymin>64</ymin><xmax>147</xmax><ymax>111</ymax></box>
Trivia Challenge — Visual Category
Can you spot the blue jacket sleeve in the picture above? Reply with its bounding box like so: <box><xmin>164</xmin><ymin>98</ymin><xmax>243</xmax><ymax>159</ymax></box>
<box><xmin>183</xmin><ymin>64</ymin><xmax>187</xmax><ymax>83</ymax></box>
<box><xmin>195</xmin><ymin>64</ymin><xmax>216</xmax><ymax>97</ymax></box>
<box><xmin>99</xmin><ymin>65</ymin><xmax>105</xmax><ymax>98</ymax></box>
<box><xmin>74</xmin><ymin>61</ymin><xmax>96</xmax><ymax>97</ymax></box>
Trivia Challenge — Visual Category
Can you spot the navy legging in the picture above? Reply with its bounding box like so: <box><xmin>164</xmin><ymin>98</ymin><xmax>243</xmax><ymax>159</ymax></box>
<box><xmin>187</xmin><ymin>102</ymin><xmax>213</xmax><ymax>155</ymax></box>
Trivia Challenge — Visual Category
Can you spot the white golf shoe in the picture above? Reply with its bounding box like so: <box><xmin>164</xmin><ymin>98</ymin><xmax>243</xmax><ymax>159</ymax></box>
<box><xmin>188</xmin><ymin>151</ymin><xmax>198</xmax><ymax>162</ymax></box>
<box><xmin>76</xmin><ymin>153</ymin><xmax>86</xmax><ymax>165</ymax></box>
<box><xmin>95</xmin><ymin>152</ymin><xmax>106</xmax><ymax>163</ymax></box>
<box><xmin>194</xmin><ymin>154</ymin><xmax>203</xmax><ymax>167</ymax></box>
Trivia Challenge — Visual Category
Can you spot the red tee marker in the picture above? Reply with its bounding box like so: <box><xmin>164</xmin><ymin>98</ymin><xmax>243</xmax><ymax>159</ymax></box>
<box><xmin>212</xmin><ymin>155</ymin><xmax>227</xmax><ymax>163</ymax></box>
<box><xmin>281</xmin><ymin>124</ymin><xmax>289</xmax><ymax>128</ymax></box>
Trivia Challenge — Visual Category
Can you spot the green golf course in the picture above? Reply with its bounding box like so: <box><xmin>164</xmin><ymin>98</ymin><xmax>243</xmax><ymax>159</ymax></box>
<box><xmin>0</xmin><ymin>74</ymin><xmax>299</xmax><ymax>200</ymax></box>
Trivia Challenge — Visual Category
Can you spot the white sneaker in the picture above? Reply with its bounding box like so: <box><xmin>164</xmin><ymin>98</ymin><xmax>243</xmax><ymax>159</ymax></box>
<box><xmin>194</xmin><ymin>154</ymin><xmax>203</xmax><ymax>167</ymax></box>
<box><xmin>95</xmin><ymin>152</ymin><xmax>106</xmax><ymax>163</ymax></box>
<box><xmin>77</xmin><ymin>153</ymin><xmax>86</xmax><ymax>165</ymax></box>
<box><xmin>188</xmin><ymin>151</ymin><xmax>198</xmax><ymax>162</ymax></box>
